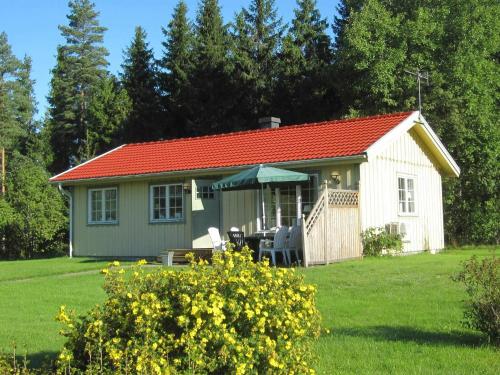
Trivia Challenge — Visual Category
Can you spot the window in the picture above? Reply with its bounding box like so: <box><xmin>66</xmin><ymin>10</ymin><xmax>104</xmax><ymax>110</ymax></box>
<box><xmin>150</xmin><ymin>184</ymin><xmax>184</xmax><ymax>222</ymax></box>
<box><xmin>88</xmin><ymin>188</ymin><xmax>118</xmax><ymax>224</ymax></box>
<box><xmin>196</xmin><ymin>185</ymin><xmax>215</xmax><ymax>199</ymax></box>
<box><xmin>398</xmin><ymin>176</ymin><xmax>416</xmax><ymax>214</ymax></box>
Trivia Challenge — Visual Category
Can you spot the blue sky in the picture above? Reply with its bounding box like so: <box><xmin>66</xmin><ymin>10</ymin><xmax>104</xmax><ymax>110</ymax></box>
<box><xmin>1</xmin><ymin>0</ymin><xmax>340</xmax><ymax>119</ymax></box>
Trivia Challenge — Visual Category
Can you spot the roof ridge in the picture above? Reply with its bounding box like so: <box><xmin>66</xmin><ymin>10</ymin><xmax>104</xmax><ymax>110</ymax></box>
<box><xmin>124</xmin><ymin>111</ymin><xmax>413</xmax><ymax>148</ymax></box>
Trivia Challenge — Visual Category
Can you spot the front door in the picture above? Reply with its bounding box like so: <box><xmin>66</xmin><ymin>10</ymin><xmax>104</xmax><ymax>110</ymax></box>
<box><xmin>192</xmin><ymin>179</ymin><xmax>220</xmax><ymax>248</ymax></box>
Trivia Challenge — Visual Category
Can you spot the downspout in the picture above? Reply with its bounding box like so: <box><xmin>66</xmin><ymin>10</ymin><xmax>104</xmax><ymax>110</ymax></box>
<box><xmin>58</xmin><ymin>184</ymin><xmax>73</xmax><ymax>258</ymax></box>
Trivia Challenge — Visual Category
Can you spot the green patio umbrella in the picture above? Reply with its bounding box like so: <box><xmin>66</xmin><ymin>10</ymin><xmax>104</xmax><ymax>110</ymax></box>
<box><xmin>212</xmin><ymin>164</ymin><xmax>309</xmax><ymax>228</ymax></box>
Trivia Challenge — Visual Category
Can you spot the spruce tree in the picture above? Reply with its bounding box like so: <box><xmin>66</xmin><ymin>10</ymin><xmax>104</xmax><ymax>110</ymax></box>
<box><xmin>275</xmin><ymin>0</ymin><xmax>335</xmax><ymax>124</ymax></box>
<box><xmin>47</xmin><ymin>0</ymin><xmax>108</xmax><ymax>172</ymax></box>
<box><xmin>87</xmin><ymin>75</ymin><xmax>131</xmax><ymax>157</ymax></box>
<box><xmin>121</xmin><ymin>26</ymin><xmax>161</xmax><ymax>143</ymax></box>
<box><xmin>159</xmin><ymin>0</ymin><xmax>195</xmax><ymax>138</ymax></box>
<box><xmin>189</xmin><ymin>0</ymin><xmax>234</xmax><ymax>135</ymax></box>
<box><xmin>231</xmin><ymin>0</ymin><xmax>285</xmax><ymax>128</ymax></box>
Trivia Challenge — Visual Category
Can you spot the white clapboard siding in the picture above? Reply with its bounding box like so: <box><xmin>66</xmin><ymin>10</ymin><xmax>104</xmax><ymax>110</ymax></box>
<box><xmin>359</xmin><ymin>128</ymin><xmax>444</xmax><ymax>252</ymax></box>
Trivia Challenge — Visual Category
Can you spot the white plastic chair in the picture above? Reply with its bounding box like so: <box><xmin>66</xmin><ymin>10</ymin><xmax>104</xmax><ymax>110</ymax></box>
<box><xmin>258</xmin><ymin>226</ymin><xmax>289</xmax><ymax>266</ymax></box>
<box><xmin>229</xmin><ymin>227</ymin><xmax>240</xmax><ymax>232</ymax></box>
<box><xmin>208</xmin><ymin>227</ymin><xmax>226</xmax><ymax>251</ymax></box>
<box><xmin>285</xmin><ymin>225</ymin><xmax>302</xmax><ymax>265</ymax></box>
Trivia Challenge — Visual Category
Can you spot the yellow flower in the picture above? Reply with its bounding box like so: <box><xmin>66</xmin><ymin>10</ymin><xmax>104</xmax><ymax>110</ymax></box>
<box><xmin>112</xmin><ymin>260</ymin><xmax>120</xmax><ymax>267</ymax></box>
<box><xmin>137</xmin><ymin>259</ymin><xmax>147</xmax><ymax>266</ymax></box>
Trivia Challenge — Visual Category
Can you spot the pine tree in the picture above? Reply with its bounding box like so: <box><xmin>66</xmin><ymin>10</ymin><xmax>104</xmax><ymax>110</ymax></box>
<box><xmin>231</xmin><ymin>0</ymin><xmax>285</xmax><ymax>128</ymax></box>
<box><xmin>275</xmin><ymin>0</ymin><xmax>335</xmax><ymax>124</ymax></box>
<box><xmin>189</xmin><ymin>0</ymin><xmax>234</xmax><ymax>135</ymax></box>
<box><xmin>0</xmin><ymin>32</ymin><xmax>31</xmax><ymax>152</ymax></box>
<box><xmin>159</xmin><ymin>0</ymin><xmax>195</xmax><ymax>138</ymax></box>
<box><xmin>87</xmin><ymin>75</ymin><xmax>131</xmax><ymax>157</ymax></box>
<box><xmin>47</xmin><ymin>0</ymin><xmax>108</xmax><ymax>172</ymax></box>
<box><xmin>121</xmin><ymin>26</ymin><xmax>161</xmax><ymax>143</ymax></box>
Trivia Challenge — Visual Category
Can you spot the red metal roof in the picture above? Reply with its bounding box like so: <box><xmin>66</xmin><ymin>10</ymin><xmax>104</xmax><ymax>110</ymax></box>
<box><xmin>50</xmin><ymin>112</ymin><xmax>413</xmax><ymax>182</ymax></box>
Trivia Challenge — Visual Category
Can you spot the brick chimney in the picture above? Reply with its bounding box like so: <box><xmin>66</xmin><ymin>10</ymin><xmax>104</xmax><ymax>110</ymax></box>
<box><xmin>258</xmin><ymin>117</ymin><xmax>281</xmax><ymax>129</ymax></box>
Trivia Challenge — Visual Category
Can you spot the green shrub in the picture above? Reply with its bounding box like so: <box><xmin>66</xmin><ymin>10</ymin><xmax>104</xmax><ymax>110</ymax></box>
<box><xmin>454</xmin><ymin>255</ymin><xmax>499</xmax><ymax>344</ymax></box>
<box><xmin>361</xmin><ymin>227</ymin><xmax>403</xmax><ymax>256</ymax></box>
<box><xmin>56</xmin><ymin>247</ymin><xmax>321</xmax><ymax>374</ymax></box>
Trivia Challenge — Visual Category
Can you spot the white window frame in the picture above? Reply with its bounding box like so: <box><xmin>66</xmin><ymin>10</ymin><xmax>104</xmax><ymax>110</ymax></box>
<box><xmin>397</xmin><ymin>174</ymin><xmax>417</xmax><ymax>216</ymax></box>
<box><xmin>149</xmin><ymin>183</ymin><xmax>184</xmax><ymax>223</ymax></box>
<box><xmin>88</xmin><ymin>187</ymin><xmax>118</xmax><ymax>224</ymax></box>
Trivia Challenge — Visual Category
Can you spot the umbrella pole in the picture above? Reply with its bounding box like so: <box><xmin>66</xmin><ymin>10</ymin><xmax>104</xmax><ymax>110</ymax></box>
<box><xmin>261</xmin><ymin>183</ymin><xmax>266</xmax><ymax>230</ymax></box>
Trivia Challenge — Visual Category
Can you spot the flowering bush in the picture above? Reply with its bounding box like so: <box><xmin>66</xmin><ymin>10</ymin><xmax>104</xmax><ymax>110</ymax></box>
<box><xmin>56</xmin><ymin>247</ymin><xmax>321</xmax><ymax>374</ymax></box>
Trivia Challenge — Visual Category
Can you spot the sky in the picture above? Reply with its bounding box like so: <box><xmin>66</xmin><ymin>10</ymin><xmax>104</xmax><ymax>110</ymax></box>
<box><xmin>1</xmin><ymin>0</ymin><xmax>340</xmax><ymax>120</ymax></box>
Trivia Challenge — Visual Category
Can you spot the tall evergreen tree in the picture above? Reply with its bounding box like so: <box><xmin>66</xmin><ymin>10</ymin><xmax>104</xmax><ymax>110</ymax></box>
<box><xmin>87</xmin><ymin>74</ymin><xmax>131</xmax><ymax>157</ymax></box>
<box><xmin>189</xmin><ymin>0</ymin><xmax>234</xmax><ymax>135</ymax></box>
<box><xmin>47</xmin><ymin>0</ymin><xmax>108</xmax><ymax>172</ymax></box>
<box><xmin>0</xmin><ymin>32</ymin><xmax>34</xmax><ymax>152</ymax></box>
<box><xmin>121</xmin><ymin>26</ymin><xmax>161</xmax><ymax>143</ymax></box>
<box><xmin>159</xmin><ymin>0</ymin><xmax>195</xmax><ymax>138</ymax></box>
<box><xmin>275</xmin><ymin>0</ymin><xmax>335</xmax><ymax>124</ymax></box>
<box><xmin>231</xmin><ymin>0</ymin><xmax>285</xmax><ymax>128</ymax></box>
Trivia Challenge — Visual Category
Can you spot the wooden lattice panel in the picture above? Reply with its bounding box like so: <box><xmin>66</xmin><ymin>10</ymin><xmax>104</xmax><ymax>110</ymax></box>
<box><xmin>328</xmin><ymin>190</ymin><xmax>359</xmax><ymax>206</ymax></box>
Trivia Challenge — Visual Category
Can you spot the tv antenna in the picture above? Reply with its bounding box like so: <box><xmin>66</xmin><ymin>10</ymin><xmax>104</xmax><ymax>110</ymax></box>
<box><xmin>404</xmin><ymin>68</ymin><xmax>429</xmax><ymax>114</ymax></box>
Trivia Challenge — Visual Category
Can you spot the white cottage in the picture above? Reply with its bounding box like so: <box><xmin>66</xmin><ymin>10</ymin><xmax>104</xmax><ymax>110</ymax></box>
<box><xmin>50</xmin><ymin>111</ymin><xmax>459</xmax><ymax>265</ymax></box>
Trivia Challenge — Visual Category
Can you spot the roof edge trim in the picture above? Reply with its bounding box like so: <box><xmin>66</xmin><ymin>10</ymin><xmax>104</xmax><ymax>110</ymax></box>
<box><xmin>49</xmin><ymin>144</ymin><xmax>127</xmax><ymax>182</ymax></box>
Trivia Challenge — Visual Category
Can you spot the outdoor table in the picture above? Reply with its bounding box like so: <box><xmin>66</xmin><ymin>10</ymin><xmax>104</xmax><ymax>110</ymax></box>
<box><xmin>245</xmin><ymin>230</ymin><xmax>280</xmax><ymax>262</ymax></box>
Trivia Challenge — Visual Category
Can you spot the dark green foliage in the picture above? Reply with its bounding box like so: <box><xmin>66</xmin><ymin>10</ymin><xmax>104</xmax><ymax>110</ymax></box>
<box><xmin>47</xmin><ymin>0</ymin><xmax>108</xmax><ymax>172</ymax></box>
<box><xmin>87</xmin><ymin>75</ymin><xmax>131</xmax><ymax>157</ymax></box>
<box><xmin>454</xmin><ymin>255</ymin><xmax>499</xmax><ymax>344</ymax></box>
<box><xmin>361</xmin><ymin>227</ymin><xmax>403</xmax><ymax>256</ymax></box>
<box><xmin>0</xmin><ymin>33</ymin><xmax>34</xmax><ymax>153</ymax></box>
<box><xmin>188</xmin><ymin>0</ymin><xmax>235</xmax><ymax>135</ymax></box>
<box><xmin>159</xmin><ymin>0</ymin><xmax>195</xmax><ymax>138</ymax></box>
<box><xmin>1</xmin><ymin>153</ymin><xmax>67</xmax><ymax>259</ymax></box>
<box><xmin>121</xmin><ymin>26</ymin><xmax>162</xmax><ymax>143</ymax></box>
<box><xmin>231</xmin><ymin>0</ymin><xmax>285</xmax><ymax>129</ymax></box>
<box><xmin>274</xmin><ymin>0</ymin><xmax>336</xmax><ymax>124</ymax></box>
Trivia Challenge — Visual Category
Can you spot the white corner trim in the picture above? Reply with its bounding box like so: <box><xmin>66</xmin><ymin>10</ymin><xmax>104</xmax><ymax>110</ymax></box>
<box><xmin>365</xmin><ymin>111</ymin><xmax>420</xmax><ymax>159</ymax></box>
<box><xmin>49</xmin><ymin>144</ymin><xmax>126</xmax><ymax>183</ymax></box>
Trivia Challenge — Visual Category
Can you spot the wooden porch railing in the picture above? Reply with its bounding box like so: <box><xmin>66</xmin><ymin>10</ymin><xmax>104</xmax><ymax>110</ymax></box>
<box><xmin>302</xmin><ymin>187</ymin><xmax>362</xmax><ymax>266</ymax></box>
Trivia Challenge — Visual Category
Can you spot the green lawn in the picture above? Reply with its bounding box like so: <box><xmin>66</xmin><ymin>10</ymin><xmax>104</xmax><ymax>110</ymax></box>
<box><xmin>0</xmin><ymin>248</ymin><xmax>498</xmax><ymax>373</ymax></box>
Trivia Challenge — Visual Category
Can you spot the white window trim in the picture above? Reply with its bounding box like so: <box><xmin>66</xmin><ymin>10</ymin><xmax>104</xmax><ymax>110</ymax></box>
<box><xmin>149</xmin><ymin>183</ymin><xmax>184</xmax><ymax>223</ymax></box>
<box><xmin>87</xmin><ymin>187</ymin><xmax>118</xmax><ymax>225</ymax></box>
<box><xmin>397</xmin><ymin>173</ymin><xmax>417</xmax><ymax>217</ymax></box>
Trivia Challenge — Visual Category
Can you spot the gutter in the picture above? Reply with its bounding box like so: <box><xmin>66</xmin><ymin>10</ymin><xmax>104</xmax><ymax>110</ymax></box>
<box><xmin>58</xmin><ymin>184</ymin><xmax>73</xmax><ymax>258</ymax></box>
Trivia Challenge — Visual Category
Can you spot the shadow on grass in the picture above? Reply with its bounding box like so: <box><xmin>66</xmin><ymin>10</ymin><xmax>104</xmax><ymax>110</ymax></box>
<box><xmin>334</xmin><ymin>325</ymin><xmax>485</xmax><ymax>347</ymax></box>
<box><xmin>21</xmin><ymin>351</ymin><xmax>58</xmax><ymax>370</ymax></box>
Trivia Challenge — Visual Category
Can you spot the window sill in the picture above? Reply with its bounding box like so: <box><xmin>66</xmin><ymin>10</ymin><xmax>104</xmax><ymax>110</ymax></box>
<box><xmin>87</xmin><ymin>221</ymin><xmax>119</xmax><ymax>226</ymax></box>
<box><xmin>398</xmin><ymin>212</ymin><xmax>418</xmax><ymax>217</ymax></box>
<box><xmin>149</xmin><ymin>218</ymin><xmax>184</xmax><ymax>225</ymax></box>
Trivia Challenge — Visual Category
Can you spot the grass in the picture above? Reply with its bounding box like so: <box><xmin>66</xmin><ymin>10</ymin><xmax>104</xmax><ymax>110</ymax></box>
<box><xmin>0</xmin><ymin>248</ymin><xmax>498</xmax><ymax>373</ymax></box>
